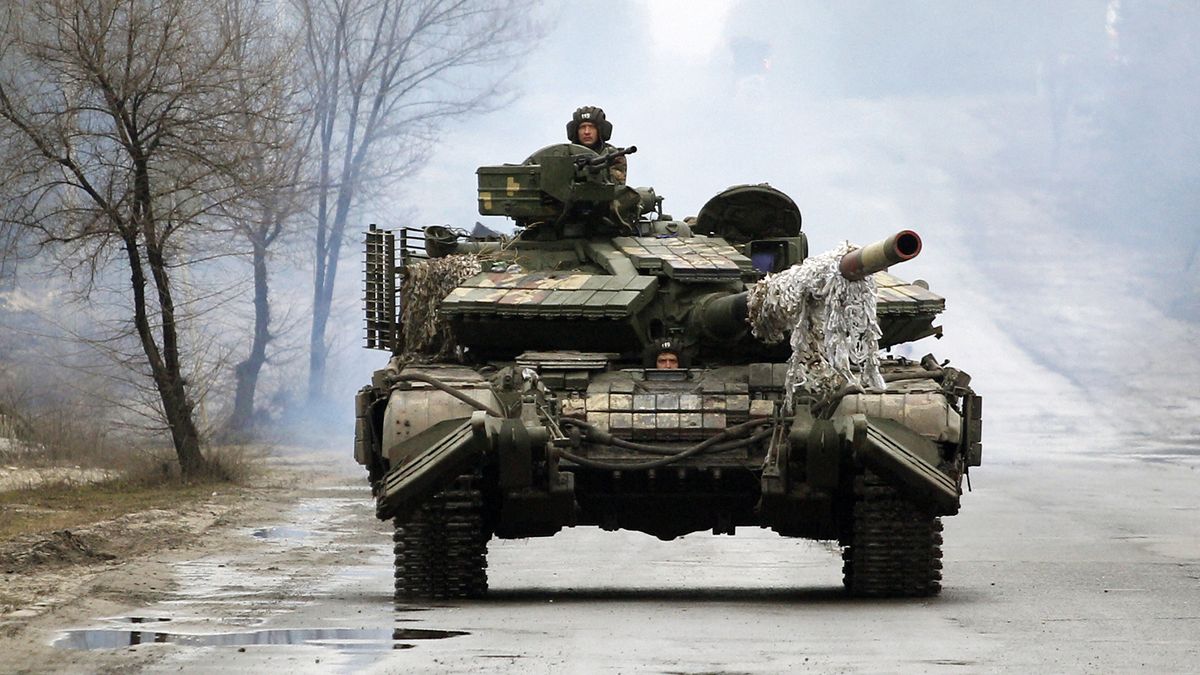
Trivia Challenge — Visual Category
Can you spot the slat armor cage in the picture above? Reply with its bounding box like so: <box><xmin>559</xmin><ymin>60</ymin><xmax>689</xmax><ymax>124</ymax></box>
<box><xmin>364</xmin><ymin>225</ymin><xmax>432</xmax><ymax>351</ymax></box>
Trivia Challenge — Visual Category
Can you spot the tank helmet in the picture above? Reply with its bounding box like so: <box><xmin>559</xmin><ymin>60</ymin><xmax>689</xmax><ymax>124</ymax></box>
<box><xmin>645</xmin><ymin>338</ymin><xmax>686</xmax><ymax>368</ymax></box>
<box><xmin>566</xmin><ymin>105</ymin><xmax>613</xmax><ymax>144</ymax></box>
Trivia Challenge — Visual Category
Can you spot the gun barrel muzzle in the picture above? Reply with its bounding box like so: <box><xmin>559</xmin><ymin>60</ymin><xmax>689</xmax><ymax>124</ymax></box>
<box><xmin>838</xmin><ymin>230</ymin><xmax>922</xmax><ymax>281</ymax></box>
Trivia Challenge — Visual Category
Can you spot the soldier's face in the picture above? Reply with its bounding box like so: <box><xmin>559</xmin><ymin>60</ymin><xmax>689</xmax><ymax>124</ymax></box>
<box><xmin>577</xmin><ymin>122</ymin><xmax>599</xmax><ymax>146</ymax></box>
<box><xmin>656</xmin><ymin>352</ymin><xmax>679</xmax><ymax>369</ymax></box>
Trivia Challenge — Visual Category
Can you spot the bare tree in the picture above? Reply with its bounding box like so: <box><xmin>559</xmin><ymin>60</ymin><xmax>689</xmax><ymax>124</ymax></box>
<box><xmin>0</xmin><ymin>0</ymin><xmax>288</xmax><ymax>474</ymax></box>
<box><xmin>215</xmin><ymin>1</ymin><xmax>314</xmax><ymax>434</ymax></box>
<box><xmin>296</xmin><ymin>0</ymin><xmax>537</xmax><ymax>403</ymax></box>
<box><xmin>0</xmin><ymin>224</ymin><xmax>22</xmax><ymax>292</ymax></box>
<box><xmin>226</xmin><ymin>138</ymin><xmax>312</xmax><ymax>435</ymax></box>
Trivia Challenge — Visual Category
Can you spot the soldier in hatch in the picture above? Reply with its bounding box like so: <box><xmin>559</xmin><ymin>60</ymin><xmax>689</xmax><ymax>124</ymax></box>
<box><xmin>656</xmin><ymin>348</ymin><xmax>680</xmax><ymax>370</ymax></box>
<box><xmin>566</xmin><ymin>105</ymin><xmax>627</xmax><ymax>184</ymax></box>
<box><xmin>653</xmin><ymin>339</ymin><xmax>682</xmax><ymax>369</ymax></box>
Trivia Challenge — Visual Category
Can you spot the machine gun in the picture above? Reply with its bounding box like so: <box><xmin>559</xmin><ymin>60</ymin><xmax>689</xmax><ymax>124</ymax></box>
<box><xmin>573</xmin><ymin>144</ymin><xmax>637</xmax><ymax>170</ymax></box>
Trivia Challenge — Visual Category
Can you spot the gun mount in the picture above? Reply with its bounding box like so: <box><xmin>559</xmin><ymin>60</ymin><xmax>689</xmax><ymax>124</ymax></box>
<box><xmin>690</xmin><ymin>229</ymin><xmax>928</xmax><ymax>346</ymax></box>
<box><xmin>476</xmin><ymin>143</ymin><xmax>652</xmax><ymax>237</ymax></box>
<box><xmin>354</xmin><ymin>142</ymin><xmax>983</xmax><ymax>601</ymax></box>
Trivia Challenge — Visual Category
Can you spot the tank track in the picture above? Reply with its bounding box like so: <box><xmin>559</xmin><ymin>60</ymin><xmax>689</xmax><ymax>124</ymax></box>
<box><xmin>393</xmin><ymin>476</ymin><xmax>488</xmax><ymax>600</ymax></box>
<box><xmin>842</xmin><ymin>471</ymin><xmax>943</xmax><ymax>597</ymax></box>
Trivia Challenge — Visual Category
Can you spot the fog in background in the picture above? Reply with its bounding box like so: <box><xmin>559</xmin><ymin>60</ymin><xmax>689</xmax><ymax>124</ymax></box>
<box><xmin>353</xmin><ymin>0</ymin><xmax>1198</xmax><ymax>462</ymax></box>
<box><xmin>3</xmin><ymin>1</ymin><xmax>1195</xmax><ymax>463</ymax></box>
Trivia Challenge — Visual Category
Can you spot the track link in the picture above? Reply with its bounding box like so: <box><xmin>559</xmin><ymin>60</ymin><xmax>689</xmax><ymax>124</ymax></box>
<box><xmin>393</xmin><ymin>476</ymin><xmax>488</xmax><ymax>600</ymax></box>
<box><xmin>842</xmin><ymin>471</ymin><xmax>943</xmax><ymax>597</ymax></box>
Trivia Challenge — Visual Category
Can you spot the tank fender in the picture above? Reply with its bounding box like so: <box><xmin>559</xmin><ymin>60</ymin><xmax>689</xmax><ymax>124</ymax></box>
<box><xmin>855</xmin><ymin>416</ymin><xmax>961</xmax><ymax>515</ymax></box>
<box><xmin>962</xmin><ymin>393</ymin><xmax>983</xmax><ymax>467</ymax></box>
<box><xmin>354</xmin><ymin>386</ymin><xmax>375</xmax><ymax>466</ymax></box>
<box><xmin>787</xmin><ymin>407</ymin><xmax>959</xmax><ymax>515</ymax></box>
<box><xmin>376</xmin><ymin>416</ymin><xmax>483</xmax><ymax>521</ymax></box>
<box><xmin>376</xmin><ymin>411</ymin><xmax>555</xmax><ymax>521</ymax></box>
<box><xmin>381</xmin><ymin>373</ymin><xmax>503</xmax><ymax>467</ymax></box>
<box><xmin>835</xmin><ymin>386</ymin><xmax>962</xmax><ymax>445</ymax></box>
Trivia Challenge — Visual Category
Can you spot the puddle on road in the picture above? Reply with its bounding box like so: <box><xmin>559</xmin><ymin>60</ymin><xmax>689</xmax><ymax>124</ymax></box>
<box><xmin>251</xmin><ymin>526</ymin><xmax>313</xmax><ymax>540</ymax></box>
<box><xmin>55</xmin><ymin>626</ymin><xmax>467</xmax><ymax>651</ymax></box>
<box><xmin>56</xmin><ymin>490</ymin><xmax>422</xmax><ymax>657</ymax></box>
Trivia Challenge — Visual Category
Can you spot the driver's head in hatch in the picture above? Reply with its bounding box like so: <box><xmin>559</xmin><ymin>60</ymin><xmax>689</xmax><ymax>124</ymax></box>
<box><xmin>654</xmin><ymin>339</ymin><xmax>681</xmax><ymax>369</ymax></box>
<box><xmin>656</xmin><ymin>350</ymin><xmax>680</xmax><ymax>369</ymax></box>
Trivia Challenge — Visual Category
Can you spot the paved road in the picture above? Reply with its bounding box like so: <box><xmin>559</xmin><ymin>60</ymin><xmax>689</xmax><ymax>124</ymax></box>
<box><xmin>46</xmin><ymin>452</ymin><xmax>1200</xmax><ymax>674</ymax></box>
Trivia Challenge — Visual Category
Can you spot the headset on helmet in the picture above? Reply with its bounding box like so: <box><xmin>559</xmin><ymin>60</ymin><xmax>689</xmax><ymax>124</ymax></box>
<box><xmin>566</xmin><ymin>105</ymin><xmax>613</xmax><ymax>145</ymax></box>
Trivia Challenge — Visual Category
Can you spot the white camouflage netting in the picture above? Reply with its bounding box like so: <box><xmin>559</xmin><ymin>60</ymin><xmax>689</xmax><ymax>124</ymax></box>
<box><xmin>746</xmin><ymin>242</ymin><xmax>885</xmax><ymax>404</ymax></box>
<box><xmin>400</xmin><ymin>253</ymin><xmax>482</xmax><ymax>357</ymax></box>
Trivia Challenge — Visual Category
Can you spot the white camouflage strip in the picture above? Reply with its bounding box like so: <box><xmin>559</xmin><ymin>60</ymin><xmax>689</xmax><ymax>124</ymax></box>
<box><xmin>746</xmin><ymin>242</ymin><xmax>885</xmax><ymax>405</ymax></box>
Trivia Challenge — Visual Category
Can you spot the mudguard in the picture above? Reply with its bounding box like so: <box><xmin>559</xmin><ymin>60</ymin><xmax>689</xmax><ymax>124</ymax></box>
<box><xmin>856</xmin><ymin>416</ymin><xmax>961</xmax><ymax>515</ymax></box>
<box><xmin>376</xmin><ymin>416</ymin><xmax>483</xmax><ymax>521</ymax></box>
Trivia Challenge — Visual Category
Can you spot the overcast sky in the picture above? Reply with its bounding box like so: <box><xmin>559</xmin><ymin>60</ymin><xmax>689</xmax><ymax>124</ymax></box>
<box><xmin>400</xmin><ymin>2</ymin><xmax>1105</xmax><ymax>241</ymax></box>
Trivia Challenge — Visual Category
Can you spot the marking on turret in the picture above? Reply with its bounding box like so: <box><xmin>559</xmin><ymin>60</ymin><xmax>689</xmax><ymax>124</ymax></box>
<box><xmin>506</xmin><ymin>176</ymin><xmax>520</xmax><ymax>196</ymax></box>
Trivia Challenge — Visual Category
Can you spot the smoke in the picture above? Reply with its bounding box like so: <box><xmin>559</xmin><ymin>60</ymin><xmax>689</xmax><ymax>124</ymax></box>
<box><xmin>6</xmin><ymin>3</ymin><xmax>1188</xmax><ymax>461</ymax></box>
<box><xmin>388</xmin><ymin>1</ymin><xmax>1200</xmax><ymax>460</ymax></box>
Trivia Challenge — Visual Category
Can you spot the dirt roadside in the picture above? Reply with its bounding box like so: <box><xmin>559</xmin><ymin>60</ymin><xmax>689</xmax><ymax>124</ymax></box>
<box><xmin>0</xmin><ymin>460</ymin><xmax>336</xmax><ymax>674</ymax></box>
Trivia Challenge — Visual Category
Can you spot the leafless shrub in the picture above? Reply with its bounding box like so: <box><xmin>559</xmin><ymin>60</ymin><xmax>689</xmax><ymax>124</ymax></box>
<box><xmin>110</xmin><ymin>443</ymin><xmax>263</xmax><ymax>486</ymax></box>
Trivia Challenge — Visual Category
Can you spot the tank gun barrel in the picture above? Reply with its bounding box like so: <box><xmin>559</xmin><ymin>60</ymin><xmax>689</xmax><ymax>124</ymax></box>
<box><xmin>692</xmin><ymin>292</ymin><xmax>751</xmax><ymax>343</ymax></box>
<box><xmin>692</xmin><ymin>230</ymin><xmax>924</xmax><ymax>343</ymax></box>
<box><xmin>837</xmin><ymin>230</ymin><xmax>922</xmax><ymax>281</ymax></box>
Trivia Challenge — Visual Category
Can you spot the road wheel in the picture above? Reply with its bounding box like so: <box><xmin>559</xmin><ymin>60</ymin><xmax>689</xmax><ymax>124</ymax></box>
<box><xmin>842</xmin><ymin>471</ymin><xmax>943</xmax><ymax>597</ymax></box>
<box><xmin>393</xmin><ymin>476</ymin><xmax>488</xmax><ymax>600</ymax></box>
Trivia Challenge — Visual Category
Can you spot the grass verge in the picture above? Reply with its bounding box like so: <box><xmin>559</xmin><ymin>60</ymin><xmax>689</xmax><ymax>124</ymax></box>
<box><xmin>0</xmin><ymin>478</ymin><xmax>224</xmax><ymax>542</ymax></box>
<box><xmin>0</xmin><ymin>446</ymin><xmax>263</xmax><ymax>543</ymax></box>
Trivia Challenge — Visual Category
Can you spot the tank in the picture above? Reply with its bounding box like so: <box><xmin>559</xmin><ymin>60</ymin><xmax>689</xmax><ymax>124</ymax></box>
<box><xmin>354</xmin><ymin>142</ymin><xmax>983</xmax><ymax>599</ymax></box>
